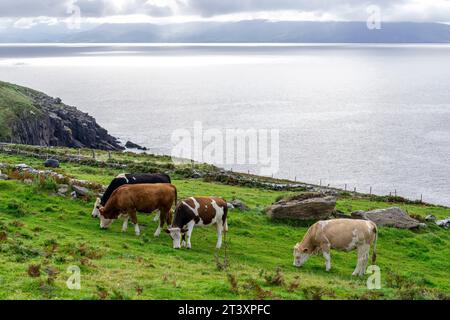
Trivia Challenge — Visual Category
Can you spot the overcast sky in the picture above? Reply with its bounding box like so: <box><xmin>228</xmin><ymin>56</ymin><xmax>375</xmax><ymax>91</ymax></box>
<box><xmin>2</xmin><ymin>0</ymin><xmax>450</xmax><ymax>28</ymax></box>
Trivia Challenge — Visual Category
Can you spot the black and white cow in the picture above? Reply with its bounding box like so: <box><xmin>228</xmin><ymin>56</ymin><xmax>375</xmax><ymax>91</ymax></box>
<box><xmin>92</xmin><ymin>173</ymin><xmax>171</xmax><ymax>218</ymax></box>
<box><xmin>165</xmin><ymin>197</ymin><xmax>229</xmax><ymax>249</ymax></box>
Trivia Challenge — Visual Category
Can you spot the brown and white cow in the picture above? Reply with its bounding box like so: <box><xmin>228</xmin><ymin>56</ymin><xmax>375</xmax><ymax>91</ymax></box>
<box><xmin>165</xmin><ymin>197</ymin><xmax>228</xmax><ymax>249</ymax></box>
<box><xmin>98</xmin><ymin>183</ymin><xmax>177</xmax><ymax>237</ymax></box>
<box><xmin>293</xmin><ymin>219</ymin><xmax>378</xmax><ymax>276</ymax></box>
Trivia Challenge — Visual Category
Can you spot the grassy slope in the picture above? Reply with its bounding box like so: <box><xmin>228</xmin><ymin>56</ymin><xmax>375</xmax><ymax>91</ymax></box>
<box><xmin>0</xmin><ymin>81</ymin><xmax>40</xmax><ymax>140</ymax></box>
<box><xmin>0</xmin><ymin>151</ymin><xmax>449</xmax><ymax>300</ymax></box>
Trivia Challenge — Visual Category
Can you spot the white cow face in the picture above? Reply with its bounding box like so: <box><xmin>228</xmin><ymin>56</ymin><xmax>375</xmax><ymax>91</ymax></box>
<box><xmin>99</xmin><ymin>210</ymin><xmax>114</xmax><ymax>229</ymax></box>
<box><xmin>166</xmin><ymin>227</ymin><xmax>182</xmax><ymax>249</ymax></box>
<box><xmin>293</xmin><ymin>245</ymin><xmax>310</xmax><ymax>267</ymax></box>
<box><xmin>92</xmin><ymin>198</ymin><xmax>101</xmax><ymax>218</ymax></box>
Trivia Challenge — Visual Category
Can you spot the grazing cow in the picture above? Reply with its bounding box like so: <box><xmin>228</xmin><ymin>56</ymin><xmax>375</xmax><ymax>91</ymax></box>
<box><xmin>293</xmin><ymin>219</ymin><xmax>378</xmax><ymax>276</ymax></box>
<box><xmin>165</xmin><ymin>197</ymin><xmax>228</xmax><ymax>249</ymax></box>
<box><xmin>98</xmin><ymin>183</ymin><xmax>177</xmax><ymax>237</ymax></box>
<box><xmin>92</xmin><ymin>173</ymin><xmax>171</xmax><ymax>218</ymax></box>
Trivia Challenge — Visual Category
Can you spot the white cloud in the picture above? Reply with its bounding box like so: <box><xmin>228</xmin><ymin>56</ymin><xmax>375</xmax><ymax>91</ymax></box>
<box><xmin>0</xmin><ymin>0</ymin><xmax>449</xmax><ymax>27</ymax></box>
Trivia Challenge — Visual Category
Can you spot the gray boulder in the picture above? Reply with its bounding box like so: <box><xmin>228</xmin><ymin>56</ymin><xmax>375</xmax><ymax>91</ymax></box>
<box><xmin>266</xmin><ymin>195</ymin><xmax>336</xmax><ymax>220</ymax></box>
<box><xmin>230</xmin><ymin>199</ymin><xmax>248</xmax><ymax>211</ymax></box>
<box><xmin>15</xmin><ymin>163</ymin><xmax>31</xmax><ymax>171</ymax></box>
<box><xmin>436</xmin><ymin>218</ymin><xmax>450</xmax><ymax>229</ymax></box>
<box><xmin>57</xmin><ymin>184</ymin><xmax>69</xmax><ymax>195</ymax></box>
<box><xmin>351</xmin><ymin>207</ymin><xmax>423</xmax><ymax>229</ymax></box>
<box><xmin>44</xmin><ymin>159</ymin><xmax>60</xmax><ymax>168</ymax></box>
<box><xmin>72</xmin><ymin>185</ymin><xmax>89</xmax><ymax>197</ymax></box>
<box><xmin>0</xmin><ymin>173</ymin><xmax>9</xmax><ymax>180</ymax></box>
<box><xmin>425</xmin><ymin>214</ymin><xmax>437</xmax><ymax>222</ymax></box>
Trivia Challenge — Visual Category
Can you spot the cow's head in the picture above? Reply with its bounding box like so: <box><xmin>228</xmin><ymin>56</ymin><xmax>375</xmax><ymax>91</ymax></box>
<box><xmin>293</xmin><ymin>243</ymin><xmax>311</xmax><ymax>267</ymax></box>
<box><xmin>165</xmin><ymin>227</ymin><xmax>188</xmax><ymax>249</ymax></box>
<box><xmin>98</xmin><ymin>207</ymin><xmax>114</xmax><ymax>229</ymax></box>
<box><xmin>92</xmin><ymin>198</ymin><xmax>102</xmax><ymax>218</ymax></box>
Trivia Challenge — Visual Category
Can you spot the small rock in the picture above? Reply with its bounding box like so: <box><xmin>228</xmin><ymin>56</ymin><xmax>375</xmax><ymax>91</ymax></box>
<box><xmin>125</xmin><ymin>141</ymin><xmax>148</xmax><ymax>151</ymax></box>
<box><xmin>72</xmin><ymin>185</ymin><xmax>89</xmax><ymax>197</ymax></box>
<box><xmin>15</xmin><ymin>163</ymin><xmax>31</xmax><ymax>171</ymax></box>
<box><xmin>71</xmin><ymin>191</ymin><xmax>77</xmax><ymax>199</ymax></box>
<box><xmin>425</xmin><ymin>214</ymin><xmax>436</xmax><ymax>222</ymax></box>
<box><xmin>191</xmin><ymin>170</ymin><xmax>204</xmax><ymax>179</ymax></box>
<box><xmin>57</xmin><ymin>184</ymin><xmax>69</xmax><ymax>194</ymax></box>
<box><xmin>44</xmin><ymin>159</ymin><xmax>60</xmax><ymax>168</ymax></box>
<box><xmin>436</xmin><ymin>218</ymin><xmax>450</xmax><ymax>229</ymax></box>
<box><xmin>230</xmin><ymin>199</ymin><xmax>248</xmax><ymax>211</ymax></box>
<box><xmin>23</xmin><ymin>179</ymin><xmax>33</xmax><ymax>184</ymax></box>
<box><xmin>0</xmin><ymin>173</ymin><xmax>9</xmax><ymax>180</ymax></box>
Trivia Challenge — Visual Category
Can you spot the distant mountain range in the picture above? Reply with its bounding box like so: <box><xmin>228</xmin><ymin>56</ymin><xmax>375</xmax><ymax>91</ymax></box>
<box><xmin>1</xmin><ymin>20</ymin><xmax>450</xmax><ymax>43</ymax></box>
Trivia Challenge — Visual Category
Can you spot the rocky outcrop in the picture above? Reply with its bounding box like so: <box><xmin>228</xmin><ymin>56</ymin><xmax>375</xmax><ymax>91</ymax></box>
<box><xmin>266</xmin><ymin>193</ymin><xmax>336</xmax><ymax>220</ymax></box>
<box><xmin>125</xmin><ymin>141</ymin><xmax>147</xmax><ymax>151</ymax></box>
<box><xmin>351</xmin><ymin>207</ymin><xmax>425</xmax><ymax>229</ymax></box>
<box><xmin>1</xmin><ymin>81</ymin><xmax>123</xmax><ymax>151</ymax></box>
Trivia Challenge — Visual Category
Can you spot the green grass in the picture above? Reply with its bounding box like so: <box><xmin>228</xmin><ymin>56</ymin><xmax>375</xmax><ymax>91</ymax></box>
<box><xmin>0</xmin><ymin>149</ymin><xmax>449</xmax><ymax>300</ymax></box>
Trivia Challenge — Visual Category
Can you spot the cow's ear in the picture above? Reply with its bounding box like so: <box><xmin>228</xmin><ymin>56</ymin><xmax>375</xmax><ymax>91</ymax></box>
<box><xmin>303</xmin><ymin>248</ymin><xmax>308</xmax><ymax>253</ymax></box>
<box><xmin>164</xmin><ymin>228</ymin><xmax>171</xmax><ymax>234</ymax></box>
<box><xmin>181</xmin><ymin>228</ymin><xmax>188</xmax><ymax>233</ymax></box>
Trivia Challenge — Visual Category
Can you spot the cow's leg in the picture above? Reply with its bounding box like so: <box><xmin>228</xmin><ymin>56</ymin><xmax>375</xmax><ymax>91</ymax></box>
<box><xmin>216</xmin><ymin>222</ymin><xmax>223</xmax><ymax>249</ymax></box>
<box><xmin>154</xmin><ymin>210</ymin><xmax>166</xmax><ymax>237</ymax></box>
<box><xmin>358</xmin><ymin>244</ymin><xmax>370</xmax><ymax>276</ymax></box>
<box><xmin>323</xmin><ymin>250</ymin><xmax>331</xmax><ymax>272</ymax></box>
<box><xmin>129</xmin><ymin>211</ymin><xmax>140</xmax><ymax>236</ymax></box>
<box><xmin>353</xmin><ymin>245</ymin><xmax>369</xmax><ymax>276</ymax></box>
<box><xmin>121</xmin><ymin>215</ymin><xmax>129</xmax><ymax>233</ymax></box>
<box><xmin>153</xmin><ymin>210</ymin><xmax>160</xmax><ymax>222</ymax></box>
<box><xmin>185</xmin><ymin>221</ymin><xmax>195</xmax><ymax>249</ymax></box>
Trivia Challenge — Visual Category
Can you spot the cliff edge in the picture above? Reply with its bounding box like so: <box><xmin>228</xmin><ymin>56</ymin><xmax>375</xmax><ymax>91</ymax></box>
<box><xmin>0</xmin><ymin>81</ymin><xmax>123</xmax><ymax>150</ymax></box>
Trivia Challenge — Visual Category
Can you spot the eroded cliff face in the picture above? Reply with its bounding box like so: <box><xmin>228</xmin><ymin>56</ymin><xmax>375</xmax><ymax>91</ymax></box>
<box><xmin>5</xmin><ymin>84</ymin><xmax>123</xmax><ymax>151</ymax></box>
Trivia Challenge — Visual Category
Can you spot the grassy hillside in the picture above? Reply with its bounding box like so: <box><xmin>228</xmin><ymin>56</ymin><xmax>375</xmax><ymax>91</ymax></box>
<box><xmin>0</xmin><ymin>81</ymin><xmax>40</xmax><ymax>140</ymax></box>
<box><xmin>0</xmin><ymin>147</ymin><xmax>449</xmax><ymax>300</ymax></box>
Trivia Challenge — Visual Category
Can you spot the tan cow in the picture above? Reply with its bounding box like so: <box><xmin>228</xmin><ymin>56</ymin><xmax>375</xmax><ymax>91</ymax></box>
<box><xmin>98</xmin><ymin>183</ymin><xmax>176</xmax><ymax>237</ymax></box>
<box><xmin>293</xmin><ymin>219</ymin><xmax>378</xmax><ymax>276</ymax></box>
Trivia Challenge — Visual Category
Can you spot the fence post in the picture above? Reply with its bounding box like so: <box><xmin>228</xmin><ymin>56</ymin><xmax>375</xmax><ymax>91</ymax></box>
<box><xmin>370</xmin><ymin>186</ymin><xmax>372</xmax><ymax>195</ymax></box>
<box><xmin>394</xmin><ymin>189</ymin><xmax>397</xmax><ymax>197</ymax></box>
<box><xmin>344</xmin><ymin>184</ymin><xmax>347</xmax><ymax>191</ymax></box>
<box><xmin>108</xmin><ymin>151</ymin><xmax>112</xmax><ymax>160</ymax></box>
<box><xmin>92</xmin><ymin>149</ymin><xmax>96</xmax><ymax>160</ymax></box>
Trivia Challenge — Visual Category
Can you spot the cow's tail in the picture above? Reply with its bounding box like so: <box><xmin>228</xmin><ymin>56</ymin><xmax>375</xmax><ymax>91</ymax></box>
<box><xmin>223</xmin><ymin>204</ymin><xmax>229</xmax><ymax>232</ymax></box>
<box><xmin>167</xmin><ymin>185</ymin><xmax>177</xmax><ymax>225</ymax></box>
<box><xmin>173</xmin><ymin>185</ymin><xmax>178</xmax><ymax>209</ymax></box>
<box><xmin>371</xmin><ymin>224</ymin><xmax>378</xmax><ymax>264</ymax></box>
